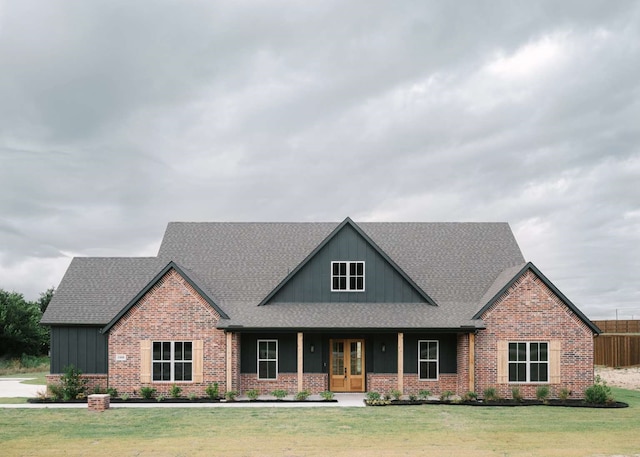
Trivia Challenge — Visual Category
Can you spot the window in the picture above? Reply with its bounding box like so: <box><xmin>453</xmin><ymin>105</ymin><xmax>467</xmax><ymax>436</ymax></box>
<box><xmin>331</xmin><ymin>261</ymin><xmax>365</xmax><ymax>291</ymax></box>
<box><xmin>258</xmin><ymin>340</ymin><xmax>277</xmax><ymax>379</ymax></box>
<box><xmin>508</xmin><ymin>342</ymin><xmax>548</xmax><ymax>383</ymax></box>
<box><xmin>418</xmin><ymin>340</ymin><xmax>438</xmax><ymax>380</ymax></box>
<box><xmin>152</xmin><ymin>341</ymin><xmax>193</xmax><ymax>382</ymax></box>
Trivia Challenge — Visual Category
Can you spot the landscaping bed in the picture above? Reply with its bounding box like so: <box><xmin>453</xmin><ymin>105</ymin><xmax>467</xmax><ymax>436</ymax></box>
<box><xmin>365</xmin><ymin>399</ymin><xmax>628</xmax><ymax>408</ymax></box>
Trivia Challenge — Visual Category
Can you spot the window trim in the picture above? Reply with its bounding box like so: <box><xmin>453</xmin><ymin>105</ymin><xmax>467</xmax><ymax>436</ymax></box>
<box><xmin>331</xmin><ymin>261</ymin><xmax>365</xmax><ymax>292</ymax></box>
<box><xmin>257</xmin><ymin>339</ymin><xmax>278</xmax><ymax>380</ymax></box>
<box><xmin>508</xmin><ymin>341</ymin><xmax>549</xmax><ymax>384</ymax></box>
<box><xmin>151</xmin><ymin>341</ymin><xmax>193</xmax><ymax>383</ymax></box>
<box><xmin>418</xmin><ymin>340</ymin><xmax>439</xmax><ymax>381</ymax></box>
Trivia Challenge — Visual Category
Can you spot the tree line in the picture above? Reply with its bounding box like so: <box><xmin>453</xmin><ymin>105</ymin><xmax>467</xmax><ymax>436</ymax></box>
<box><xmin>0</xmin><ymin>288</ymin><xmax>54</xmax><ymax>358</ymax></box>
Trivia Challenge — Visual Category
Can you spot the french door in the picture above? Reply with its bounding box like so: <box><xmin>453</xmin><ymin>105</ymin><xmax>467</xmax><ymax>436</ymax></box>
<box><xmin>329</xmin><ymin>339</ymin><xmax>365</xmax><ymax>392</ymax></box>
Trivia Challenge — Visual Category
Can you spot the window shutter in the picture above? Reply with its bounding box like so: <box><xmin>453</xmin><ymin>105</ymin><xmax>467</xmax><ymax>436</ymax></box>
<box><xmin>549</xmin><ymin>340</ymin><xmax>561</xmax><ymax>384</ymax></box>
<box><xmin>497</xmin><ymin>340</ymin><xmax>508</xmax><ymax>384</ymax></box>
<box><xmin>140</xmin><ymin>340</ymin><xmax>151</xmax><ymax>383</ymax></box>
<box><xmin>193</xmin><ymin>340</ymin><xmax>204</xmax><ymax>383</ymax></box>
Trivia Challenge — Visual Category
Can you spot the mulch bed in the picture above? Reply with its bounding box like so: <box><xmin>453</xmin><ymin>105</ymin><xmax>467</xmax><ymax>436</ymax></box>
<box><xmin>366</xmin><ymin>399</ymin><xmax>628</xmax><ymax>408</ymax></box>
<box><xmin>28</xmin><ymin>397</ymin><xmax>337</xmax><ymax>404</ymax></box>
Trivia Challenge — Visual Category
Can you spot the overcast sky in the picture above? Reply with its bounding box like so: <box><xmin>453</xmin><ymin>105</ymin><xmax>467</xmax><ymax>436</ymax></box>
<box><xmin>1</xmin><ymin>1</ymin><xmax>639</xmax><ymax>320</ymax></box>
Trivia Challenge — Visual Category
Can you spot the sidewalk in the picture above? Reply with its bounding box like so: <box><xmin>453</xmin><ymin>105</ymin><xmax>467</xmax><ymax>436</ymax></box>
<box><xmin>0</xmin><ymin>378</ymin><xmax>44</xmax><ymax>398</ymax></box>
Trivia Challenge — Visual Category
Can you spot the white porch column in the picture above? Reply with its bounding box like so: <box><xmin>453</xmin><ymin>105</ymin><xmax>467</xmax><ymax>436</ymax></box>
<box><xmin>397</xmin><ymin>332</ymin><xmax>404</xmax><ymax>393</ymax></box>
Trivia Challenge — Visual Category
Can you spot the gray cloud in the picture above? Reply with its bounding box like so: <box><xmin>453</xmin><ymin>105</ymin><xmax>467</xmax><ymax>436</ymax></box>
<box><xmin>1</xmin><ymin>0</ymin><xmax>638</xmax><ymax>319</ymax></box>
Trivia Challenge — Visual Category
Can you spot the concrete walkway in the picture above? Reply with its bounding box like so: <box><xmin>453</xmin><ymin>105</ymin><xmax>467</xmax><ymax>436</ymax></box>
<box><xmin>0</xmin><ymin>378</ymin><xmax>366</xmax><ymax>408</ymax></box>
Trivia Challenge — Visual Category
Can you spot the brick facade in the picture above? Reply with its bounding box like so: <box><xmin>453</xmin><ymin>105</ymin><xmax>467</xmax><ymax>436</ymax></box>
<box><xmin>240</xmin><ymin>373</ymin><xmax>328</xmax><ymax>395</ymax></box>
<box><xmin>107</xmin><ymin>269</ymin><xmax>229</xmax><ymax>397</ymax></box>
<box><xmin>475</xmin><ymin>270</ymin><xmax>595</xmax><ymax>399</ymax></box>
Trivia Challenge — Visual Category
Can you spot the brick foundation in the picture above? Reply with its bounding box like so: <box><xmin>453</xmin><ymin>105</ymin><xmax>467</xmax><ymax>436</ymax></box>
<box><xmin>46</xmin><ymin>374</ymin><xmax>108</xmax><ymax>395</ymax></box>
<box><xmin>239</xmin><ymin>373</ymin><xmax>328</xmax><ymax>395</ymax></box>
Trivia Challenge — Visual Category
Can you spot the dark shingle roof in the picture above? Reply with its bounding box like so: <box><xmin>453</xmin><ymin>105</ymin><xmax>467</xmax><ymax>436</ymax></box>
<box><xmin>42</xmin><ymin>220</ymin><xmax>527</xmax><ymax>329</ymax></box>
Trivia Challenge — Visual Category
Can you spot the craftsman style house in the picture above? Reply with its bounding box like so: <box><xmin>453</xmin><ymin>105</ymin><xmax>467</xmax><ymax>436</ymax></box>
<box><xmin>41</xmin><ymin>218</ymin><xmax>599</xmax><ymax>399</ymax></box>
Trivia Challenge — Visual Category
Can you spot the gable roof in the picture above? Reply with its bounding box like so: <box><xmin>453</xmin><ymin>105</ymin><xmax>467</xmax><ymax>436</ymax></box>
<box><xmin>43</xmin><ymin>220</ymin><xmax>529</xmax><ymax>330</ymax></box>
<box><xmin>257</xmin><ymin>217</ymin><xmax>437</xmax><ymax>306</ymax></box>
<box><xmin>101</xmin><ymin>261</ymin><xmax>228</xmax><ymax>333</ymax></box>
<box><xmin>473</xmin><ymin>262</ymin><xmax>600</xmax><ymax>334</ymax></box>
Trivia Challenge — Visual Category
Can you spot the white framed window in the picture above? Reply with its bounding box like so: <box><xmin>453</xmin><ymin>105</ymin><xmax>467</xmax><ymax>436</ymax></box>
<box><xmin>508</xmin><ymin>342</ymin><xmax>549</xmax><ymax>383</ymax></box>
<box><xmin>418</xmin><ymin>340</ymin><xmax>438</xmax><ymax>380</ymax></box>
<box><xmin>257</xmin><ymin>339</ymin><xmax>278</xmax><ymax>380</ymax></box>
<box><xmin>152</xmin><ymin>341</ymin><xmax>193</xmax><ymax>382</ymax></box>
<box><xmin>331</xmin><ymin>261</ymin><xmax>365</xmax><ymax>291</ymax></box>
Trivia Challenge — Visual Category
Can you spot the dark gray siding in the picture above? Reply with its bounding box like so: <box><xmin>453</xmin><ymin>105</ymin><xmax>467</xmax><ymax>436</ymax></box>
<box><xmin>403</xmin><ymin>334</ymin><xmax>457</xmax><ymax>374</ymax></box>
<box><xmin>270</xmin><ymin>224</ymin><xmax>426</xmax><ymax>303</ymax></box>
<box><xmin>240</xmin><ymin>333</ymin><xmax>298</xmax><ymax>373</ymax></box>
<box><xmin>50</xmin><ymin>326</ymin><xmax>108</xmax><ymax>374</ymax></box>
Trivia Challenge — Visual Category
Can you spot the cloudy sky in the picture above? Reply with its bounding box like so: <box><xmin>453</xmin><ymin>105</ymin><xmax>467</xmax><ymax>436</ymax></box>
<box><xmin>1</xmin><ymin>1</ymin><xmax>639</xmax><ymax>319</ymax></box>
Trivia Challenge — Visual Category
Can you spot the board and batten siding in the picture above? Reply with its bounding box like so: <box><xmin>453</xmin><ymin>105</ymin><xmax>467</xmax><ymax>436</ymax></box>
<box><xmin>269</xmin><ymin>223</ymin><xmax>427</xmax><ymax>303</ymax></box>
<box><xmin>50</xmin><ymin>326</ymin><xmax>108</xmax><ymax>374</ymax></box>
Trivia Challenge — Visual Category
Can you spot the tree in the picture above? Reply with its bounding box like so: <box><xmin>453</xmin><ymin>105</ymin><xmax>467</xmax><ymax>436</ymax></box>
<box><xmin>0</xmin><ymin>288</ymin><xmax>52</xmax><ymax>357</ymax></box>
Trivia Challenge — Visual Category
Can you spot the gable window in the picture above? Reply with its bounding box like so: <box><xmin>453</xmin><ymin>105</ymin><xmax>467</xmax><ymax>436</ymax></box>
<box><xmin>508</xmin><ymin>342</ymin><xmax>548</xmax><ymax>383</ymax></box>
<box><xmin>152</xmin><ymin>341</ymin><xmax>193</xmax><ymax>382</ymax></box>
<box><xmin>418</xmin><ymin>340</ymin><xmax>438</xmax><ymax>380</ymax></box>
<box><xmin>331</xmin><ymin>261</ymin><xmax>365</xmax><ymax>291</ymax></box>
<box><xmin>257</xmin><ymin>340</ymin><xmax>277</xmax><ymax>379</ymax></box>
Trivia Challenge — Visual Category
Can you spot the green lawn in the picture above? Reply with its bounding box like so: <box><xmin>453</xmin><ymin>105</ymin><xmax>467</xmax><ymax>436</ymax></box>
<box><xmin>0</xmin><ymin>388</ymin><xmax>638</xmax><ymax>456</ymax></box>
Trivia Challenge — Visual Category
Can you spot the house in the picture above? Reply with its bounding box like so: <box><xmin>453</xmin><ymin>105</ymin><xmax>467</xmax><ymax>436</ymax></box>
<box><xmin>41</xmin><ymin>218</ymin><xmax>600</xmax><ymax>399</ymax></box>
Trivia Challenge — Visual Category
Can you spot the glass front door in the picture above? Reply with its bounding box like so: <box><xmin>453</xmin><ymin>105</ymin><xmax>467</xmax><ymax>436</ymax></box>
<box><xmin>329</xmin><ymin>339</ymin><xmax>365</xmax><ymax>392</ymax></box>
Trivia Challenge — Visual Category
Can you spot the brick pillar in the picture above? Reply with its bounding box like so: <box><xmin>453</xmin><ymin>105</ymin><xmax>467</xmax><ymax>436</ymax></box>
<box><xmin>88</xmin><ymin>394</ymin><xmax>110</xmax><ymax>412</ymax></box>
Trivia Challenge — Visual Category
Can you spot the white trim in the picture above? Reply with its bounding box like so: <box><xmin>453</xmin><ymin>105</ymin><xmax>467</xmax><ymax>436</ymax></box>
<box><xmin>418</xmin><ymin>340</ymin><xmax>439</xmax><ymax>381</ymax></box>
<box><xmin>508</xmin><ymin>341</ymin><xmax>549</xmax><ymax>384</ymax></box>
<box><xmin>330</xmin><ymin>261</ymin><xmax>365</xmax><ymax>292</ymax></box>
<box><xmin>257</xmin><ymin>339</ymin><xmax>278</xmax><ymax>380</ymax></box>
<box><xmin>151</xmin><ymin>341</ymin><xmax>193</xmax><ymax>382</ymax></box>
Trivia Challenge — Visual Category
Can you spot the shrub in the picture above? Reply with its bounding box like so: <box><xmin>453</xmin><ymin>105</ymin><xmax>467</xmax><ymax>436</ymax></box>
<box><xmin>106</xmin><ymin>387</ymin><xmax>118</xmax><ymax>398</ymax></box>
<box><xmin>511</xmin><ymin>386</ymin><xmax>523</xmax><ymax>402</ymax></box>
<box><xmin>169</xmin><ymin>384</ymin><xmax>182</xmax><ymax>398</ymax></box>
<box><xmin>584</xmin><ymin>375</ymin><xmax>614</xmax><ymax>404</ymax></box>
<box><xmin>558</xmin><ymin>387</ymin><xmax>571</xmax><ymax>401</ymax></box>
<box><xmin>188</xmin><ymin>392</ymin><xmax>197</xmax><ymax>401</ymax></box>
<box><xmin>140</xmin><ymin>386</ymin><xmax>156</xmax><ymax>399</ymax></box>
<box><xmin>271</xmin><ymin>389</ymin><xmax>288</xmax><ymax>400</ymax></box>
<box><xmin>390</xmin><ymin>389</ymin><xmax>402</xmax><ymax>400</ymax></box>
<box><xmin>418</xmin><ymin>389</ymin><xmax>431</xmax><ymax>400</ymax></box>
<box><xmin>225</xmin><ymin>390</ymin><xmax>238</xmax><ymax>401</ymax></box>
<box><xmin>47</xmin><ymin>383</ymin><xmax>63</xmax><ymax>401</ymax></box>
<box><xmin>205</xmin><ymin>383</ymin><xmax>219</xmax><ymax>400</ymax></box>
<box><xmin>408</xmin><ymin>394</ymin><xmax>417</xmax><ymax>402</ymax></box>
<box><xmin>246</xmin><ymin>389</ymin><xmax>260</xmax><ymax>401</ymax></box>
<box><xmin>156</xmin><ymin>395</ymin><xmax>165</xmax><ymax>402</ymax></box>
<box><xmin>483</xmin><ymin>387</ymin><xmax>500</xmax><ymax>401</ymax></box>
<box><xmin>535</xmin><ymin>385</ymin><xmax>550</xmax><ymax>402</ymax></box>
<box><xmin>366</xmin><ymin>391</ymin><xmax>381</xmax><ymax>401</ymax></box>
<box><xmin>295</xmin><ymin>389</ymin><xmax>311</xmax><ymax>401</ymax></box>
<box><xmin>59</xmin><ymin>365</ymin><xmax>88</xmax><ymax>401</ymax></box>
<box><xmin>439</xmin><ymin>391</ymin><xmax>454</xmax><ymax>402</ymax></box>
<box><xmin>462</xmin><ymin>391</ymin><xmax>478</xmax><ymax>402</ymax></box>
<box><xmin>320</xmin><ymin>391</ymin><xmax>334</xmax><ymax>401</ymax></box>
<box><xmin>120</xmin><ymin>393</ymin><xmax>130</xmax><ymax>401</ymax></box>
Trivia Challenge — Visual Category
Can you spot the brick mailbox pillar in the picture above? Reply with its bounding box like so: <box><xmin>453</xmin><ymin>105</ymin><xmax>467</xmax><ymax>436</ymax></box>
<box><xmin>88</xmin><ymin>394</ymin><xmax>110</xmax><ymax>412</ymax></box>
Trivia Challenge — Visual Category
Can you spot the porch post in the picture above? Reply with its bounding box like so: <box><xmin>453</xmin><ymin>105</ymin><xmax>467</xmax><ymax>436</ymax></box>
<box><xmin>226</xmin><ymin>332</ymin><xmax>233</xmax><ymax>392</ymax></box>
<box><xmin>468</xmin><ymin>332</ymin><xmax>475</xmax><ymax>393</ymax></box>
<box><xmin>397</xmin><ymin>332</ymin><xmax>404</xmax><ymax>393</ymax></box>
<box><xmin>297</xmin><ymin>332</ymin><xmax>303</xmax><ymax>392</ymax></box>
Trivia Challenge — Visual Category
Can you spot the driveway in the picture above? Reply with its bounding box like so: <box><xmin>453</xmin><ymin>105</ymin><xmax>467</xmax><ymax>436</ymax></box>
<box><xmin>0</xmin><ymin>378</ymin><xmax>45</xmax><ymax>398</ymax></box>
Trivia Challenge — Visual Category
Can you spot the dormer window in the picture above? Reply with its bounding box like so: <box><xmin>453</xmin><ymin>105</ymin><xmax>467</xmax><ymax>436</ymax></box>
<box><xmin>331</xmin><ymin>261</ymin><xmax>365</xmax><ymax>292</ymax></box>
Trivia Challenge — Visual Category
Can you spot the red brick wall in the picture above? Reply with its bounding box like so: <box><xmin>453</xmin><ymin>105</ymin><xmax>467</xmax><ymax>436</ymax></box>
<box><xmin>46</xmin><ymin>374</ymin><xmax>108</xmax><ymax>395</ymax></box>
<box><xmin>475</xmin><ymin>269</ymin><xmax>595</xmax><ymax>399</ymax></box>
<box><xmin>239</xmin><ymin>373</ymin><xmax>328</xmax><ymax>395</ymax></box>
<box><xmin>107</xmin><ymin>269</ymin><xmax>229</xmax><ymax>397</ymax></box>
<box><xmin>456</xmin><ymin>333</ymin><xmax>470</xmax><ymax>395</ymax></box>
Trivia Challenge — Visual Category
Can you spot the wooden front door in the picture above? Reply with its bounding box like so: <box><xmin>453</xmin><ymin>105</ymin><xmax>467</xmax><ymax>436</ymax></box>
<box><xmin>330</xmin><ymin>339</ymin><xmax>365</xmax><ymax>392</ymax></box>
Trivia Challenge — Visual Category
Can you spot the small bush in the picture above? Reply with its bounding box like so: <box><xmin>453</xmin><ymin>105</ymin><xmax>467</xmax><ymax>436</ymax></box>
<box><xmin>320</xmin><ymin>391</ymin><xmax>334</xmax><ymax>401</ymax></box>
<box><xmin>140</xmin><ymin>386</ymin><xmax>156</xmax><ymax>399</ymax></box>
<box><xmin>47</xmin><ymin>383</ymin><xmax>63</xmax><ymax>401</ymax></box>
<box><xmin>462</xmin><ymin>391</ymin><xmax>478</xmax><ymax>402</ymax></box>
<box><xmin>156</xmin><ymin>395</ymin><xmax>165</xmax><ymax>402</ymax></box>
<box><xmin>188</xmin><ymin>392</ymin><xmax>197</xmax><ymax>401</ymax></box>
<box><xmin>205</xmin><ymin>383</ymin><xmax>219</xmax><ymax>400</ymax></box>
<box><xmin>439</xmin><ymin>391</ymin><xmax>454</xmax><ymax>402</ymax></box>
<box><xmin>511</xmin><ymin>386</ymin><xmax>523</xmax><ymax>402</ymax></box>
<box><xmin>295</xmin><ymin>389</ymin><xmax>311</xmax><ymax>401</ymax></box>
<box><xmin>390</xmin><ymin>389</ymin><xmax>402</xmax><ymax>400</ymax></box>
<box><xmin>106</xmin><ymin>387</ymin><xmax>118</xmax><ymax>398</ymax></box>
<box><xmin>535</xmin><ymin>385</ymin><xmax>550</xmax><ymax>402</ymax></box>
<box><xmin>483</xmin><ymin>386</ymin><xmax>500</xmax><ymax>401</ymax></box>
<box><xmin>246</xmin><ymin>389</ymin><xmax>260</xmax><ymax>401</ymax></box>
<box><xmin>584</xmin><ymin>375</ymin><xmax>614</xmax><ymax>404</ymax></box>
<box><xmin>418</xmin><ymin>389</ymin><xmax>431</xmax><ymax>400</ymax></box>
<box><xmin>59</xmin><ymin>365</ymin><xmax>88</xmax><ymax>401</ymax></box>
<box><xmin>169</xmin><ymin>384</ymin><xmax>182</xmax><ymax>398</ymax></box>
<box><xmin>558</xmin><ymin>387</ymin><xmax>571</xmax><ymax>401</ymax></box>
<box><xmin>408</xmin><ymin>394</ymin><xmax>417</xmax><ymax>401</ymax></box>
<box><xmin>366</xmin><ymin>391</ymin><xmax>381</xmax><ymax>401</ymax></box>
<box><xmin>271</xmin><ymin>389</ymin><xmax>288</xmax><ymax>400</ymax></box>
<box><xmin>225</xmin><ymin>390</ymin><xmax>238</xmax><ymax>401</ymax></box>
<box><xmin>120</xmin><ymin>393</ymin><xmax>130</xmax><ymax>401</ymax></box>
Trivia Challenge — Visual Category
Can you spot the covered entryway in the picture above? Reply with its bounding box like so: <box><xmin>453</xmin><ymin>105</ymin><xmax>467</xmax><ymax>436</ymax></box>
<box><xmin>330</xmin><ymin>338</ymin><xmax>365</xmax><ymax>392</ymax></box>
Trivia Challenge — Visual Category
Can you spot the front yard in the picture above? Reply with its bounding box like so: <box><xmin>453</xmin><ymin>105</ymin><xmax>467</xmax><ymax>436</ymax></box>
<box><xmin>0</xmin><ymin>387</ymin><xmax>639</xmax><ymax>456</ymax></box>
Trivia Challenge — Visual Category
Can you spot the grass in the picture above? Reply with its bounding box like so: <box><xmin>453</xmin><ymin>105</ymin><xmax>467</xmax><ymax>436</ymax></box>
<box><xmin>0</xmin><ymin>387</ymin><xmax>638</xmax><ymax>456</ymax></box>
<box><xmin>0</xmin><ymin>356</ymin><xmax>49</xmax><ymax>376</ymax></box>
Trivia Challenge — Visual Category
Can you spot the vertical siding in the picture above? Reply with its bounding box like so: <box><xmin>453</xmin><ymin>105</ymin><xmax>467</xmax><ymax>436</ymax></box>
<box><xmin>270</xmin><ymin>224</ymin><xmax>426</xmax><ymax>303</ymax></box>
<box><xmin>50</xmin><ymin>326</ymin><xmax>108</xmax><ymax>374</ymax></box>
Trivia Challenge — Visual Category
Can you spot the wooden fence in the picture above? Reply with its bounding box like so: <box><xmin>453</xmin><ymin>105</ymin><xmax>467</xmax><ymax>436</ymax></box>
<box><xmin>592</xmin><ymin>320</ymin><xmax>640</xmax><ymax>333</ymax></box>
